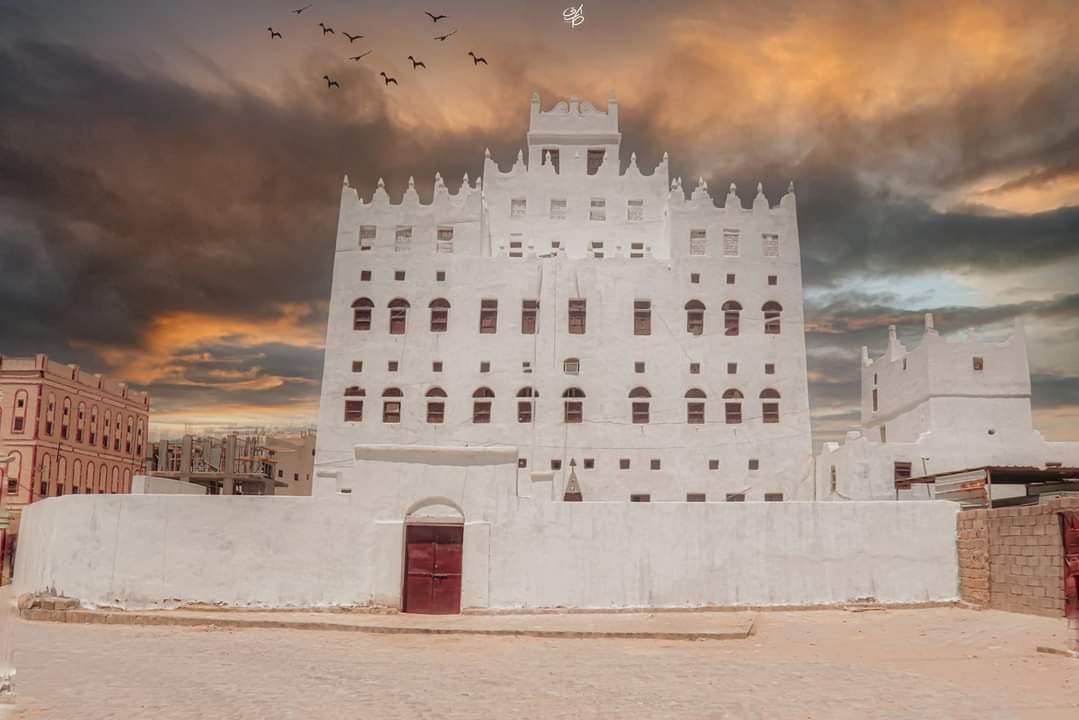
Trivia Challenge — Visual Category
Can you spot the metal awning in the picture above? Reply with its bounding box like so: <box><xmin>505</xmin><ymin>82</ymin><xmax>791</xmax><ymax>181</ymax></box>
<box><xmin>897</xmin><ymin>466</ymin><xmax>1079</xmax><ymax>509</ymax></box>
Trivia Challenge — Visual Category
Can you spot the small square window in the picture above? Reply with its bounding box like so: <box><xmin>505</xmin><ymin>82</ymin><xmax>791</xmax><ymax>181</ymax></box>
<box><xmin>726</xmin><ymin>493</ymin><xmax>745</xmax><ymax>502</ymax></box>
<box><xmin>583</xmin><ymin>458</ymin><xmax>595</xmax><ymax>469</ymax></box>
<box><xmin>767</xmin><ymin>275</ymin><xmax>777</xmax><ymax>286</ymax></box>
<box><xmin>518</xmin><ymin>458</ymin><xmax>528</xmax><ymax>469</ymax></box>
<box><xmin>634</xmin><ymin>362</ymin><xmax>645</xmax><ymax>373</ymax></box>
<box><xmin>436</xmin><ymin>271</ymin><xmax>446</xmax><ymax>281</ymax></box>
<box><xmin>394</xmin><ymin>270</ymin><xmax>405</xmax><ymax>281</ymax></box>
<box><xmin>619</xmin><ymin>458</ymin><xmax>630</xmax><ymax>470</ymax></box>
<box><xmin>388</xmin><ymin>361</ymin><xmax>399</xmax><ymax>372</ymax></box>
<box><xmin>726</xmin><ymin>273</ymin><xmax>735</xmax><ymax>285</ymax></box>
<box><xmin>650</xmin><ymin>459</ymin><xmax>661</xmax><ymax>470</ymax></box>
<box><xmin>764</xmin><ymin>492</ymin><xmax>784</xmax><ymax>502</ymax></box>
<box><xmin>708</xmin><ymin>459</ymin><xmax>719</xmax><ymax>470</ymax></box>
<box><xmin>765</xmin><ymin>363</ymin><xmax>775</xmax><ymax>375</ymax></box>
<box><xmin>511</xmin><ymin>197</ymin><xmax>527</xmax><ymax>217</ymax></box>
<box><xmin>551</xmin><ymin>459</ymin><xmax>562</xmax><ymax>470</ymax></box>
<box><xmin>351</xmin><ymin>361</ymin><xmax>363</xmax><ymax>373</ymax></box>
<box><xmin>973</xmin><ymin>356</ymin><xmax>984</xmax><ymax>371</ymax></box>
<box><xmin>727</xmin><ymin>362</ymin><xmax>737</xmax><ymax>374</ymax></box>
<box><xmin>690</xmin><ymin>273</ymin><xmax>700</xmax><ymax>284</ymax></box>
<box><xmin>690</xmin><ymin>362</ymin><xmax>700</xmax><ymax>374</ymax></box>
<box><xmin>522</xmin><ymin>361</ymin><xmax>532</xmax><ymax>373</ymax></box>
<box><xmin>630</xmin><ymin>493</ymin><xmax>650</xmax><ymax>503</ymax></box>
<box><xmin>480</xmin><ymin>361</ymin><xmax>491</xmax><ymax>373</ymax></box>
<box><xmin>748</xmin><ymin>459</ymin><xmax>760</xmax><ymax>470</ymax></box>
<box><xmin>687</xmin><ymin>493</ymin><xmax>706</xmax><ymax>502</ymax></box>
<box><xmin>432</xmin><ymin>361</ymin><xmax>443</xmax><ymax>372</ymax></box>
<box><xmin>360</xmin><ymin>270</ymin><xmax>372</xmax><ymax>281</ymax></box>
<box><xmin>589</xmin><ymin>198</ymin><xmax>606</xmax><ymax>222</ymax></box>
<box><xmin>550</xmin><ymin>199</ymin><xmax>567</xmax><ymax>219</ymax></box>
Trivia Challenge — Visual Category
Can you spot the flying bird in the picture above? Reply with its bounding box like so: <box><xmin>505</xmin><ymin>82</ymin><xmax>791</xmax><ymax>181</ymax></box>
<box><xmin>348</xmin><ymin>51</ymin><xmax>372</xmax><ymax>61</ymax></box>
<box><xmin>267</xmin><ymin>27</ymin><xmax>283</xmax><ymax>39</ymax></box>
<box><xmin>468</xmin><ymin>51</ymin><xmax>488</xmax><ymax>65</ymax></box>
<box><xmin>380</xmin><ymin>71</ymin><xmax>398</xmax><ymax>86</ymax></box>
<box><xmin>434</xmin><ymin>29</ymin><xmax>457</xmax><ymax>41</ymax></box>
<box><xmin>293</xmin><ymin>4</ymin><xmax>312</xmax><ymax>14</ymax></box>
<box><xmin>343</xmin><ymin>32</ymin><xmax>364</xmax><ymax>42</ymax></box>
<box><xmin>408</xmin><ymin>55</ymin><xmax>426</xmax><ymax>69</ymax></box>
<box><xmin>425</xmin><ymin>11</ymin><xmax>448</xmax><ymax>22</ymax></box>
<box><xmin>319</xmin><ymin>22</ymin><xmax>335</xmax><ymax>35</ymax></box>
<box><xmin>323</xmin><ymin>74</ymin><xmax>340</xmax><ymax>88</ymax></box>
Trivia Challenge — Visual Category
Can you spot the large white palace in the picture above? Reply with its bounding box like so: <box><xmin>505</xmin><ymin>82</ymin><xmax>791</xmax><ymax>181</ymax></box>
<box><xmin>314</xmin><ymin>92</ymin><xmax>813</xmax><ymax>502</ymax></box>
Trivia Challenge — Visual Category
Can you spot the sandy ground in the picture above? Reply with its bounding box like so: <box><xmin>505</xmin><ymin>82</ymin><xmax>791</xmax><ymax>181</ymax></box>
<box><xmin>10</xmin><ymin>607</ymin><xmax>1079</xmax><ymax>719</ymax></box>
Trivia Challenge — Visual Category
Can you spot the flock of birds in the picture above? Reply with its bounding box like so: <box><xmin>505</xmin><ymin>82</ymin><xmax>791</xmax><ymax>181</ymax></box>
<box><xmin>266</xmin><ymin>4</ymin><xmax>489</xmax><ymax>89</ymax></box>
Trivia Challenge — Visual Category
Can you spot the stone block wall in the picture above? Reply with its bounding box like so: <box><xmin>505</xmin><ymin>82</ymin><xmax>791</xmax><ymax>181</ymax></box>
<box><xmin>958</xmin><ymin>497</ymin><xmax>1079</xmax><ymax>617</ymax></box>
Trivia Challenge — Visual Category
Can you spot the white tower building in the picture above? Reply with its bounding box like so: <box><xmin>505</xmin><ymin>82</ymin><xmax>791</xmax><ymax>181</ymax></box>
<box><xmin>315</xmin><ymin>93</ymin><xmax>814</xmax><ymax>501</ymax></box>
<box><xmin>816</xmin><ymin>314</ymin><xmax>1079</xmax><ymax>500</ymax></box>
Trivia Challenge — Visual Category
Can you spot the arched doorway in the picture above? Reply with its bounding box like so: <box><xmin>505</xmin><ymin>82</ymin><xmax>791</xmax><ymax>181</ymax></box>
<box><xmin>403</xmin><ymin>500</ymin><xmax>464</xmax><ymax>614</ymax></box>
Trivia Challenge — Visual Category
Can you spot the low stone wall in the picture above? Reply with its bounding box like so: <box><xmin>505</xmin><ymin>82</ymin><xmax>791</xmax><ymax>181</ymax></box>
<box><xmin>957</xmin><ymin>497</ymin><xmax>1078</xmax><ymax>617</ymax></box>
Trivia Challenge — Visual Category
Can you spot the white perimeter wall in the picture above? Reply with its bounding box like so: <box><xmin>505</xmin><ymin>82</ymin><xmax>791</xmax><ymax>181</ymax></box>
<box><xmin>14</xmin><ymin>493</ymin><xmax>959</xmax><ymax>610</ymax></box>
<box><xmin>130</xmin><ymin>475</ymin><xmax>207</xmax><ymax>495</ymax></box>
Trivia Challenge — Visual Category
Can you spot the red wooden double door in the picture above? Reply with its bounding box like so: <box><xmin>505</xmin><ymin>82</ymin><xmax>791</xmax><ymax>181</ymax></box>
<box><xmin>403</xmin><ymin>524</ymin><xmax>463</xmax><ymax>614</ymax></box>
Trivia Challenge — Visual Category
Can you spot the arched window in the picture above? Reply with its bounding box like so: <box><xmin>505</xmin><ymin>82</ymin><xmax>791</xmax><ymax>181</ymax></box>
<box><xmin>125</xmin><ymin>416</ymin><xmax>133</xmax><ymax>454</ymax></box>
<box><xmin>46</xmin><ymin>393</ymin><xmax>56</xmax><ymax>435</ymax></box>
<box><xmin>57</xmin><ymin>456</ymin><xmax>67</xmax><ymax>496</ymax></box>
<box><xmin>344</xmin><ymin>386</ymin><xmax>365</xmax><ymax>422</ymax></box>
<box><xmin>388</xmin><ymin>298</ymin><xmax>410</xmax><ymax>335</ymax></box>
<box><xmin>685</xmin><ymin>300</ymin><xmax>705</xmax><ymax>336</ymax></box>
<box><xmin>563</xmin><ymin>387</ymin><xmax>585</xmax><ymax>424</ymax></box>
<box><xmin>114</xmin><ymin>413</ymin><xmax>122</xmax><ymax>451</ymax></box>
<box><xmin>352</xmin><ymin>297</ymin><xmax>374</xmax><ymax>331</ymax></box>
<box><xmin>472</xmin><ymin>387</ymin><xmax>494</xmax><ymax>423</ymax></box>
<box><xmin>38</xmin><ymin>453</ymin><xmax>52</xmax><ymax>497</ymax></box>
<box><xmin>123</xmin><ymin>468</ymin><xmax>131</xmax><ymax>493</ymax></box>
<box><xmin>12</xmin><ymin>390</ymin><xmax>28</xmax><ymax>433</ymax></box>
<box><xmin>722</xmin><ymin>301</ymin><xmax>742</xmax><ymax>336</ymax></box>
<box><xmin>760</xmin><ymin>388</ymin><xmax>781</xmax><ymax>423</ymax></box>
<box><xmin>109</xmin><ymin>466</ymin><xmax>118</xmax><ymax>494</ymax></box>
<box><xmin>76</xmin><ymin>402</ymin><xmax>86</xmax><ymax>443</ymax></box>
<box><xmin>763</xmin><ymin>301</ymin><xmax>783</xmax><ymax>335</ymax></box>
<box><xmin>73</xmin><ymin>459</ymin><xmax>83</xmax><ymax>494</ymax></box>
<box><xmin>426</xmin><ymin>387</ymin><xmax>446</xmax><ymax>424</ymax></box>
<box><xmin>723</xmin><ymin>389</ymin><xmax>744</xmax><ymax>424</ymax></box>
<box><xmin>2</xmin><ymin>450</ymin><xmax>22</xmax><ymax>496</ymax></box>
<box><xmin>516</xmin><ymin>387</ymin><xmax>537</xmax><ymax>423</ymax></box>
<box><xmin>89</xmin><ymin>405</ymin><xmax>99</xmax><ymax>445</ymax></box>
<box><xmin>103</xmin><ymin>410</ymin><xmax>112</xmax><ymax>449</ymax></box>
<box><xmin>136</xmin><ymin>419</ymin><xmax>144</xmax><ymax>457</ymax></box>
<box><xmin>429</xmin><ymin>299</ymin><xmax>450</xmax><ymax>332</ymax></box>
<box><xmin>629</xmin><ymin>387</ymin><xmax>651</xmax><ymax>424</ymax></box>
<box><xmin>61</xmin><ymin>396</ymin><xmax>71</xmax><ymax>439</ymax></box>
<box><xmin>685</xmin><ymin>388</ymin><xmax>706</xmax><ymax>424</ymax></box>
<box><xmin>97</xmin><ymin>463</ymin><xmax>107</xmax><ymax>494</ymax></box>
<box><xmin>382</xmin><ymin>388</ymin><xmax>402</xmax><ymax>423</ymax></box>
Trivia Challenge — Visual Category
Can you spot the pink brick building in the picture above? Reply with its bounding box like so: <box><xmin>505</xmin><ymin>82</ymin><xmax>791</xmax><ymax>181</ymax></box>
<box><xmin>0</xmin><ymin>355</ymin><xmax>149</xmax><ymax>581</ymax></box>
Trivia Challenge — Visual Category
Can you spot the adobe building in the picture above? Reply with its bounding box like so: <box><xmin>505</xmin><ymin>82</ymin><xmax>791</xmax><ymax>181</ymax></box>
<box><xmin>0</xmin><ymin>354</ymin><xmax>149</xmax><ymax>581</ymax></box>
<box><xmin>315</xmin><ymin>91</ymin><xmax>813</xmax><ymax>504</ymax></box>
<box><xmin>816</xmin><ymin>314</ymin><xmax>1079</xmax><ymax>501</ymax></box>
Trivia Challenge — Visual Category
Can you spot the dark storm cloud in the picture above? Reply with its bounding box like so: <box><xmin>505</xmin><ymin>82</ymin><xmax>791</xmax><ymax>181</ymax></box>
<box><xmin>0</xmin><ymin>41</ymin><xmax>516</xmax><ymax>356</ymax></box>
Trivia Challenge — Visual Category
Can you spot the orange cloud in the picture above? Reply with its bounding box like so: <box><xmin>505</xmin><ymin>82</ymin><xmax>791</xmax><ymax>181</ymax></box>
<box><xmin>76</xmin><ymin>302</ymin><xmax>325</xmax><ymax>386</ymax></box>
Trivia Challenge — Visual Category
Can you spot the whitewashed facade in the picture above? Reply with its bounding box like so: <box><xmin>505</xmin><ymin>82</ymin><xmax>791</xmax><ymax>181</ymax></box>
<box><xmin>816</xmin><ymin>314</ymin><xmax>1079</xmax><ymax>500</ymax></box>
<box><xmin>315</xmin><ymin>93</ymin><xmax>813</xmax><ymax>501</ymax></box>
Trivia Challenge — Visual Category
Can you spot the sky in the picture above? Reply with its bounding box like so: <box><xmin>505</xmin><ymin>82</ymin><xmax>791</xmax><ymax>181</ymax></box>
<box><xmin>0</xmin><ymin>0</ymin><xmax>1077</xmax><ymax>445</ymax></box>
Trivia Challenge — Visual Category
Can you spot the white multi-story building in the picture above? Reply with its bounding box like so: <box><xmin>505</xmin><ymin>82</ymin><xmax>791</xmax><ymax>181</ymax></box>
<box><xmin>816</xmin><ymin>314</ymin><xmax>1079</xmax><ymax>500</ymax></box>
<box><xmin>315</xmin><ymin>93</ymin><xmax>813</xmax><ymax>502</ymax></box>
